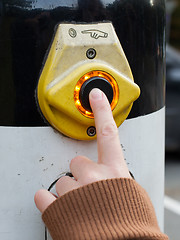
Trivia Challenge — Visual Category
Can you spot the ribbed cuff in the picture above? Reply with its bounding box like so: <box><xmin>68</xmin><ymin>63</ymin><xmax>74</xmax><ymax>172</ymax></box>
<box><xmin>42</xmin><ymin>178</ymin><xmax>168</xmax><ymax>240</ymax></box>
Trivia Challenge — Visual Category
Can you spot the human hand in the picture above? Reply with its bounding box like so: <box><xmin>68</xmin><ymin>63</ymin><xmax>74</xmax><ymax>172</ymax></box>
<box><xmin>34</xmin><ymin>88</ymin><xmax>131</xmax><ymax>213</ymax></box>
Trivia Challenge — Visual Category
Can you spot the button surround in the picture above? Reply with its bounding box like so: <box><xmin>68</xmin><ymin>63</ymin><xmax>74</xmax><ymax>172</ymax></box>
<box><xmin>74</xmin><ymin>70</ymin><xmax>119</xmax><ymax>118</ymax></box>
<box><xmin>79</xmin><ymin>76</ymin><xmax>113</xmax><ymax>112</ymax></box>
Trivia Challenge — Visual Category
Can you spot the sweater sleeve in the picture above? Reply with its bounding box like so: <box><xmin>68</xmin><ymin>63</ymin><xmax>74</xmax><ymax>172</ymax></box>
<box><xmin>42</xmin><ymin>178</ymin><xmax>168</xmax><ymax>240</ymax></box>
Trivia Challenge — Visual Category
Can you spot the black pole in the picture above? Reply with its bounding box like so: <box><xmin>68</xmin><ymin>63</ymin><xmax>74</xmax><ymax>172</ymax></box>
<box><xmin>0</xmin><ymin>0</ymin><xmax>166</xmax><ymax>126</ymax></box>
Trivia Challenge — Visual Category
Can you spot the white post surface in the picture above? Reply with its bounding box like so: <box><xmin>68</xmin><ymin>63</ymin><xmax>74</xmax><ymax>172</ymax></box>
<box><xmin>0</xmin><ymin>108</ymin><xmax>165</xmax><ymax>240</ymax></box>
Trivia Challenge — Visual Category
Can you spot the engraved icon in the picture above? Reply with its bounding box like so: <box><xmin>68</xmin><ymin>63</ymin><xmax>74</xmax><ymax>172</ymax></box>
<box><xmin>81</xmin><ymin>29</ymin><xmax>108</xmax><ymax>39</ymax></box>
<box><xmin>69</xmin><ymin>28</ymin><xmax>77</xmax><ymax>38</ymax></box>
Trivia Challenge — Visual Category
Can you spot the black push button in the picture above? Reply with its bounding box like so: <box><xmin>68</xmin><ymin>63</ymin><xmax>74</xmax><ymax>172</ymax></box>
<box><xmin>79</xmin><ymin>77</ymin><xmax>113</xmax><ymax>112</ymax></box>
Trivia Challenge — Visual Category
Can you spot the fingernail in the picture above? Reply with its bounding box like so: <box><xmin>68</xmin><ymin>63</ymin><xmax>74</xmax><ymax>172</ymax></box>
<box><xmin>90</xmin><ymin>88</ymin><xmax>102</xmax><ymax>100</ymax></box>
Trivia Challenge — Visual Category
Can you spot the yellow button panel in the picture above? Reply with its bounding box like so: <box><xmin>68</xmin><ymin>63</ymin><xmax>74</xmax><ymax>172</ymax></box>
<box><xmin>37</xmin><ymin>22</ymin><xmax>140</xmax><ymax>140</ymax></box>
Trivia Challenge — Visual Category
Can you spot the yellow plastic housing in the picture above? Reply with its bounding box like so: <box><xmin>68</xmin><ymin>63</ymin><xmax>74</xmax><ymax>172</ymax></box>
<box><xmin>37</xmin><ymin>23</ymin><xmax>140</xmax><ymax>140</ymax></box>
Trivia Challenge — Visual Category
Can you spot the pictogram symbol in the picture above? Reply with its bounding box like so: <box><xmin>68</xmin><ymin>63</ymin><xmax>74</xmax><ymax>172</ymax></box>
<box><xmin>81</xmin><ymin>29</ymin><xmax>108</xmax><ymax>39</ymax></box>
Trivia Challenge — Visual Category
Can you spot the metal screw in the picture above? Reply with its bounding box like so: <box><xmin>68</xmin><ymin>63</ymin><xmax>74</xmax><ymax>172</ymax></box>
<box><xmin>87</xmin><ymin>126</ymin><xmax>96</xmax><ymax>137</ymax></box>
<box><xmin>69</xmin><ymin>28</ymin><xmax>77</xmax><ymax>38</ymax></box>
<box><xmin>86</xmin><ymin>48</ymin><xmax>96</xmax><ymax>59</ymax></box>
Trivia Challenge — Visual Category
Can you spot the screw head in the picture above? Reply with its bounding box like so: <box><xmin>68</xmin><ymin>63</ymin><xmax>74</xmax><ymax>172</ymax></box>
<box><xmin>69</xmin><ymin>28</ymin><xmax>77</xmax><ymax>38</ymax></box>
<box><xmin>86</xmin><ymin>48</ymin><xmax>96</xmax><ymax>59</ymax></box>
<box><xmin>87</xmin><ymin>126</ymin><xmax>96</xmax><ymax>137</ymax></box>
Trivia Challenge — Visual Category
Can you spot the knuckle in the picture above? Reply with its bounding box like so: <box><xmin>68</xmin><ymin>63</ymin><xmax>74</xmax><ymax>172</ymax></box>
<box><xmin>56</xmin><ymin>176</ymin><xmax>67</xmax><ymax>186</ymax></box>
<box><xmin>70</xmin><ymin>156</ymin><xmax>83</xmax><ymax>168</ymax></box>
<box><xmin>101</xmin><ymin>122</ymin><xmax>118</xmax><ymax>137</ymax></box>
<box><xmin>56</xmin><ymin>176</ymin><xmax>68</xmax><ymax>192</ymax></box>
<box><xmin>81</xmin><ymin>170</ymin><xmax>101</xmax><ymax>184</ymax></box>
<box><xmin>97</xmin><ymin>103</ymin><xmax>109</xmax><ymax>113</ymax></box>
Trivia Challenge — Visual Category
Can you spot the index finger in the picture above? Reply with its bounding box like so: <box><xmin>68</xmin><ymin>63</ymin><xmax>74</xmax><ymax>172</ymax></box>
<box><xmin>89</xmin><ymin>88</ymin><xmax>124</xmax><ymax>166</ymax></box>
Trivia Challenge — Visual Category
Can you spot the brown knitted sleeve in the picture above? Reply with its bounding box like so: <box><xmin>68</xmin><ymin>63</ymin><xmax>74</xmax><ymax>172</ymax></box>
<box><xmin>42</xmin><ymin>178</ymin><xmax>168</xmax><ymax>240</ymax></box>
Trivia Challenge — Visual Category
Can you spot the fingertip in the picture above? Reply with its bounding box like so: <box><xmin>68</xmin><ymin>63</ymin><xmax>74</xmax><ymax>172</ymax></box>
<box><xmin>89</xmin><ymin>88</ymin><xmax>103</xmax><ymax>101</ymax></box>
<box><xmin>34</xmin><ymin>189</ymin><xmax>44</xmax><ymax>211</ymax></box>
<box><xmin>89</xmin><ymin>88</ymin><xmax>111</xmax><ymax>115</ymax></box>
<box><xmin>34</xmin><ymin>189</ymin><xmax>56</xmax><ymax>213</ymax></box>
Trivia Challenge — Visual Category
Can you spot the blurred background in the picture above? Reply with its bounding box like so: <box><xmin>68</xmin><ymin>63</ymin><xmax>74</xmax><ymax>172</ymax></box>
<box><xmin>165</xmin><ymin>0</ymin><xmax>180</xmax><ymax>239</ymax></box>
